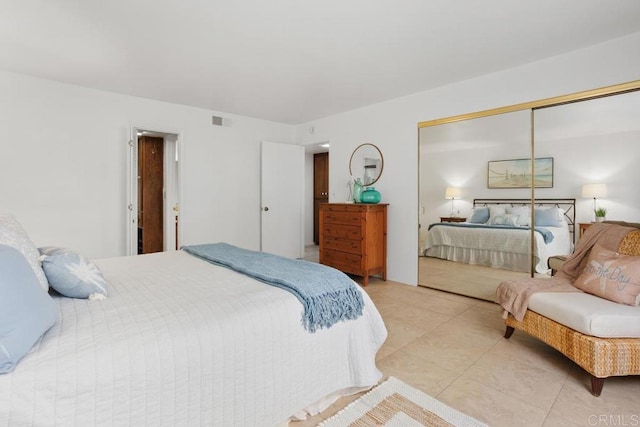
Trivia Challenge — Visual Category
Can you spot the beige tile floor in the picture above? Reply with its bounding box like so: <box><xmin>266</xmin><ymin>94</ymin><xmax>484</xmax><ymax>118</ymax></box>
<box><xmin>290</xmin><ymin>278</ymin><xmax>640</xmax><ymax>427</ymax></box>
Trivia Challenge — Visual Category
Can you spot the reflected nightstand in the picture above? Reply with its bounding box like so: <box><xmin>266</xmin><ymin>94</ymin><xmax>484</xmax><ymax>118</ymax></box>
<box><xmin>440</xmin><ymin>217</ymin><xmax>467</xmax><ymax>223</ymax></box>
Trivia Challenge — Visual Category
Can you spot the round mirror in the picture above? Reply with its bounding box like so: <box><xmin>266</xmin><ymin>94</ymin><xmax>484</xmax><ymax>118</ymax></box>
<box><xmin>349</xmin><ymin>143</ymin><xmax>384</xmax><ymax>186</ymax></box>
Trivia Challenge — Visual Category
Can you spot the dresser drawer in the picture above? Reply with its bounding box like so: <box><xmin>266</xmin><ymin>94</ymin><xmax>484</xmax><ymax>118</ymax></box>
<box><xmin>322</xmin><ymin>237</ymin><xmax>361</xmax><ymax>255</ymax></box>
<box><xmin>321</xmin><ymin>211</ymin><xmax>361</xmax><ymax>226</ymax></box>
<box><xmin>321</xmin><ymin>249</ymin><xmax>362</xmax><ymax>273</ymax></box>
<box><xmin>321</xmin><ymin>224</ymin><xmax>361</xmax><ymax>239</ymax></box>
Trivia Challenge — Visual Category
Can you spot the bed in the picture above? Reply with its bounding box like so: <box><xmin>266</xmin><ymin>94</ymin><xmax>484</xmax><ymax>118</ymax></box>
<box><xmin>0</xmin><ymin>247</ymin><xmax>387</xmax><ymax>426</ymax></box>
<box><xmin>423</xmin><ymin>198</ymin><xmax>575</xmax><ymax>273</ymax></box>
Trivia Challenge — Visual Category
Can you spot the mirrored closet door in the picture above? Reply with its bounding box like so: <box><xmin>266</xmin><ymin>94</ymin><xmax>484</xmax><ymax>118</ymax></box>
<box><xmin>418</xmin><ymin>80</ymin><xmax>640</xmax><ymax>302</ymax></box>
<box><xmin>418</xmin><ymin>110</ymin><xmax>533</xmax><ymax>301</ymax></box>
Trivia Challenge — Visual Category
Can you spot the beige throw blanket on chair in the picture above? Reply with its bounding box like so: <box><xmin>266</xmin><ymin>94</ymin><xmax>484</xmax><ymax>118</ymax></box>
<box><xmin>496</xmin><ymin>223</ymin><xmax>635</xmax><ymax>321</ymax></box>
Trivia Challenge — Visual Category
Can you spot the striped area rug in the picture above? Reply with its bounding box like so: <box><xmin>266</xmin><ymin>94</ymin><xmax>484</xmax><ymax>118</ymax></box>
<box><xmin>319</xmin><ymin>377</ymin><xmax>487</xmax><ymax>427</ymax></box>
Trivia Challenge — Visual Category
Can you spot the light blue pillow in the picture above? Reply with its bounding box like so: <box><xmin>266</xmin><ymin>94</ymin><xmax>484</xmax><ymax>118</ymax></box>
<box><xmin>39</xmin><ymin>247</ymin><xmax>109</xmax><ymax>299</ymax></box>
<box><xmin>534</xmin><ymin>208</ymin><xmax>561</xmax><ymax>227</ymax></box>
<box><xmin>0</xmin><ymin>244</ymin><xmax>57</xmax><ymax>374</ymax></box>
<box><xmin>469</xmin><ymin>207</ymin><xmax>490</xmax><ymax>224</ymax></box>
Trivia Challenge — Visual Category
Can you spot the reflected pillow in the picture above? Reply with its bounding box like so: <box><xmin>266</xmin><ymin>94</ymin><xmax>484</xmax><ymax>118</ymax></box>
<box><xmin>488</xmin><ymin>205</ymin><xmax>506</xmax><ymax>222</ymax></box>
<box><xmin>574</xmin><ymin>244</ymin><xmax>640</xmax><ymax>306</ymax></box>
<box><xmin>0</xmin><ymin>214</ymin><xmax>49</xmax><ymax>291</ymax></box>
<box><xmin>507</xmin><ymin>206</ymin><xmax>530</xmax><ymax>226</ymax></box>
<box><xmin>469</xmin><ymin>207</ymin><xmax>489</xmax><ymax>224</ymax></box>
<box><xmin>0</xmin><ymin>244</ymin><xmax>57</xmax><ymax>374</ymax></box>
<box><xmin>534</xmin><ymin>208</ymin><xmax>562</xmax><ymax>227</ymax></box>
<box><xmin>490</xmin><ymin>214</ymin><xmax>519</xmax><ymax>227</ymax></box>
<box><xmin>39</xmin><ymin>247</ymin><xmax>108</xmax><ymax>299</ymax></box>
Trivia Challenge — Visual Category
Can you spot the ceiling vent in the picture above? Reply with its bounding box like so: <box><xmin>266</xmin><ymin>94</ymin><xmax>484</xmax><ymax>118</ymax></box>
<box><xmin>212</xmin><ymin>115</ymin><xmax>233</xmax><ymax>127</ymax></box>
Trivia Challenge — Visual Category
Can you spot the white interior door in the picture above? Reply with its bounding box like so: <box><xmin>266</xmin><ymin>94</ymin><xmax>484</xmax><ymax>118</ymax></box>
<box><xmin>261</xmin><ymin>141</ymin><xmax>304</xmax><ymax>259</ymax></box>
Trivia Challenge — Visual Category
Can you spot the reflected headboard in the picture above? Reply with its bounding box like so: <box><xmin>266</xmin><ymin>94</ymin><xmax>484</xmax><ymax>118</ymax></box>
<box><xmin>473</xmin><ymin>198</ymin><xmax>576</xmax><ymax>241</ymax></box>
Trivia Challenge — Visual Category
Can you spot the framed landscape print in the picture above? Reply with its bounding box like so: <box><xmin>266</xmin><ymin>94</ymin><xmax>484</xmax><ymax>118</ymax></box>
<box><xmin>487</xmin><ymin>157</ymin><xmax>554</xmax><ymax>189</ymax></box>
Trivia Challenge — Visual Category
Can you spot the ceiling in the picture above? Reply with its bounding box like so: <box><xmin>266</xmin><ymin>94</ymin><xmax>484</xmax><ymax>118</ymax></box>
<box><xmin>2</xmin><ymin>0</ymin><xmax>640</xmax><ymax>124</ymax></box>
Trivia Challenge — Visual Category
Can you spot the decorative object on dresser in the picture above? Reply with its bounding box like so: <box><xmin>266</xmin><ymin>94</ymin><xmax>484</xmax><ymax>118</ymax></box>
<box><xmin>360</xmin><ymin>187</ymin><xmax>381</xmax><ymax>204</ymax></box>
<box><xmin>352</xmin><ymin>177</ymin><xmax>364</xmax><ymax>203</ymax></box>
<box><xmin>319</xmin><ymin>203</ymin><xmax>388</xmax><ymax>286</ymax></box>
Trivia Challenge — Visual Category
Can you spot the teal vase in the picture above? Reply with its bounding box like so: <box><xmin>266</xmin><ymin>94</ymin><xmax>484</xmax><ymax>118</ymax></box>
<box><xmin>360</xmin><ymin>187</ymin><xmax>381</xmax><ymax>204</ymax></box>
<box><xmin>353</xmin><ymin>178</ymin><xmax>363</xmax><ymax>203</ymax></box>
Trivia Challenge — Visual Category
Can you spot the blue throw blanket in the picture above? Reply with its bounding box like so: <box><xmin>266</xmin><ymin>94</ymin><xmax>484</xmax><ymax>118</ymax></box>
<box><xmin>182</xmin><ymin>243</ymin><xmax>364</xmax><ymax>333</ymax></box>
<box><xmin>428</xmin><ymin>222</ymin><xmax>555</xmax><ymax>244</ymax></box>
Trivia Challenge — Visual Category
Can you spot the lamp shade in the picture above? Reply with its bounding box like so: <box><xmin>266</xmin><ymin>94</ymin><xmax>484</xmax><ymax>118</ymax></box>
<box><xmin>445</xmin><ymin>187</ymin><xmax>461</xmax><ymax>199</ymax></box>
<box><xmin>582</xmin><ymin>183</ymin><xmax>607</xmax><ymax>199</ymax></box>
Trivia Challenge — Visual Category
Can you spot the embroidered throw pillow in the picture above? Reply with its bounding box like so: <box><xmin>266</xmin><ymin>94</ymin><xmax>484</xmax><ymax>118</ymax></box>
<box><xmin>39</xmin><ymin>247</ymin><xmax>109</xmax><ymax>299</ymax></box>
<box><xmin>573</xmin><ymin>243</ymin><xmax>640</xmax><ymax>306</ymax></box>
<box><xmin>490</xmin><ymin>214</ymin><xmax>519</xmax><ymax>227</ymax></box>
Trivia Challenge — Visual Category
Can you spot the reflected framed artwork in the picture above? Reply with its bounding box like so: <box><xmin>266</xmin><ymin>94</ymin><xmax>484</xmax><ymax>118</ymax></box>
<box><xmin>487</xmin><ymin>157</ymin><xmax>553</xmax><ymax>189</ymax></box>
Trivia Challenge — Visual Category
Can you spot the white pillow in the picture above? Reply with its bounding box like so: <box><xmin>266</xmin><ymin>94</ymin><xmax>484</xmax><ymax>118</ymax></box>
<box><xmin>488</xmin><ymin>205</ymin><xmax>506</xmax><ymax>222</ymax></box>
<box><xmin>0</xmin><ymin>214</ymin><xmax>49</xmax><ymax>291</ymax></box>
<box><xmin>506</xmin><ymin>206</ymin><xmax>531</xmax><ymax>226</ymax></box>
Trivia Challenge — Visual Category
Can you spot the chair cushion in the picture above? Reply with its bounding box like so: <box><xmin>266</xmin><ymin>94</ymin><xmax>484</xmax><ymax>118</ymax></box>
<box><xmin>528</xmin><ymin>292</ymin><xmax>640</xmax><ymax>338</ymax></box>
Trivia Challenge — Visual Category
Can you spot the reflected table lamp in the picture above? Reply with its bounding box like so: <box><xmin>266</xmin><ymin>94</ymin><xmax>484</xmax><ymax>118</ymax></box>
<box><xmin>582</xmin><ymin>183</ymin><xmax>607</xmax><ymax>221</ymax></box>
<box><xmin>445</xmin><ymin>187</ymin><xmax>462</xmax><ymax>217</ymax></box>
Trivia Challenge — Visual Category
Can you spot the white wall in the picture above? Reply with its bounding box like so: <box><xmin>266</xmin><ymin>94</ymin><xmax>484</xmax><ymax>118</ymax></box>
<box><xmin>0</xmin><ymin>70</ymin><xmax>295</xmax><ymax>258</ymax></box>
<box><xmin>419</xmin><ymin>133</ymin><xmax>640</xmax><ymax>243</ymax></box>
<box><xmin>295</xmin><ymin>32</ymin><xmax>640</xmax><ymax>286</ymax></box>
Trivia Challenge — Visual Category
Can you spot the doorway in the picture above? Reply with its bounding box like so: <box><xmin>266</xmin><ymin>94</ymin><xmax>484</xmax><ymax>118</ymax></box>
<box><xmin>313</xmin><ymin>151</ymin><xmax>329</xmax><ymax>244</ymax></box>
<box><xmin>127</xmin><ymin>127</ymin><xmax>181</xmax><ymax>256</ymax></box>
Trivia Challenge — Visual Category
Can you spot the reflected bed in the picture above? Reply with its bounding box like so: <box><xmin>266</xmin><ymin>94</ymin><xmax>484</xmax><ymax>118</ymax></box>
<box><xmin>423</xmin><ymin>199</ymin><xmax>575</xmax><ymax>274</ymax></box>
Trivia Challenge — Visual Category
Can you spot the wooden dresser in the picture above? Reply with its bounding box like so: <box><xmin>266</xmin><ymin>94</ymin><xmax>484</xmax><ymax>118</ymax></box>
<box><xmin>319</xmin><ymin>203</ymin><xmax>388</xmax><ymax>286</ymax></box>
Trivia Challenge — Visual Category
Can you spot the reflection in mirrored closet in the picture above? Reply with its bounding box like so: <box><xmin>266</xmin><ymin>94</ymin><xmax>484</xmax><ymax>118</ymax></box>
<box><xmin>418</xmin><ymin>82</ymin><xmax>640</xmax><ymax>302</ymax></box>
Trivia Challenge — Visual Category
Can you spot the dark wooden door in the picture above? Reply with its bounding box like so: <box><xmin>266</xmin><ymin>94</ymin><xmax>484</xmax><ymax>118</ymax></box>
<box><xmin>138</xmin><ymin>136</ymin><xmax>164</xmax><ymax>254</ymax></box>
<box><xmin>313</xmin><ymin>152</ymin><xmax>329</xmax><ymax>244</ymax></box>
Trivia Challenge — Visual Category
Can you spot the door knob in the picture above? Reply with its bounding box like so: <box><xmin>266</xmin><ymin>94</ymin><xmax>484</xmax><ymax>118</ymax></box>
<box><xmin>263</xmin><ymin>207</ymin><xmax>269</xmax><ymax>211</ymax></box>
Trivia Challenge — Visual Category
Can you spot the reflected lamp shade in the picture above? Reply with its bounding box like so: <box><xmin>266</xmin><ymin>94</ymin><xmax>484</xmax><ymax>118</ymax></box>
<box><xmin>582</xmin><ymin>183</ymin><xmax>607</xmax><ymax>218</ymax></box>
<box><xmin>445</xmin><ymin>187</ymin><xmax>462</xmax><ymax>199</ymax></box>
<box><xmin>581</xmin><ymin>183</ymin><xmax>607</xmax><ymax>199</ymax></box>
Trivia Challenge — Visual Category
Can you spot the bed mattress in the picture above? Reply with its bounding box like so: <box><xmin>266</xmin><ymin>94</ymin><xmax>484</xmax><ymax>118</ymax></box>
<box><xmin>0</xmin><ymin>251</ymin><xmax>387</xmax><ymax>426</ymax></box>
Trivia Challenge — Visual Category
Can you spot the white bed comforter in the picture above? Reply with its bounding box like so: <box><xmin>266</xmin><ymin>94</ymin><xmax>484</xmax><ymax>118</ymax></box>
<box><xmin>424</xmin><ymin>224</ymin><xmax>571</xmax><ymax>273</ymax></box>
<box><xmin>0</xmin><ymin>251</ymin><xmax>387</xmax><ymax>426</ymax></box>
